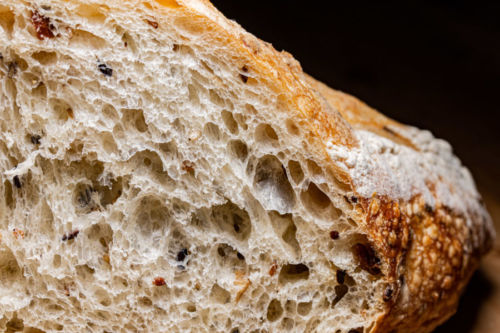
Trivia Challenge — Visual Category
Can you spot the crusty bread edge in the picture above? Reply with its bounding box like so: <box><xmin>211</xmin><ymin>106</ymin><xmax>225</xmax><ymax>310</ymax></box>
<box><xmin>56</xmin><ymin>0</ymin><xmax>495</xmax><ymax>331</ymax></box>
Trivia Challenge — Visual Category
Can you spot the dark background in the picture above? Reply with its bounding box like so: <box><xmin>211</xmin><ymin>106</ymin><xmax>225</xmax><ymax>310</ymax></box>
<box><xmin>212</xmin><ymin>1</ymin><xmax>500</xmax><ymax>332</ymax></box>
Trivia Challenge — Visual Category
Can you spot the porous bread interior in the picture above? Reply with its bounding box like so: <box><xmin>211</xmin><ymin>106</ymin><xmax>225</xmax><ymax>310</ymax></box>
<box><xmin>0</xmin><ymin>1</ymin><xmax>385</xmax><ymax>332</ymax></box>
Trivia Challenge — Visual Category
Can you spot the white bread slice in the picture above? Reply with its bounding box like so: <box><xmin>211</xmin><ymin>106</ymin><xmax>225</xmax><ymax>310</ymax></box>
<box><xmin>0</xmin><ymin>1</ymin><xmax>494</xmax><ymax>332</ymax></box>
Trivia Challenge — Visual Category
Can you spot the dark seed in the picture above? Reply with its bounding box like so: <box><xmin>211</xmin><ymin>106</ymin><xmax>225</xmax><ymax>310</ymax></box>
<box><xmin>31</xmin><ymin>135</ymin><xmax>42</xmax><ymax>145</ymax></box>
<box><xmin>153</xmin><ymin>277</ymin><xmax>166</xmax><ymax>286</ymax></box>
<box><xmin>233</xmin><ymin>222</ymin><xmax>241</xmax><ymax>233</ymax></box>
<box><xmin>383</xmin><ymin>287</ymin><xmax>394</xmax><ymax>302</ymax></box>
<box><xmin>62</xmin><ymin>229</ymin><xmax>79</xmax><ymax>241</ymax></box>
<box><xmin>236</xmin><ymin>252</ymin><xmax>245</xmax><ymax>260</ymax></box>
<box><xmin>31</xmin><ymin>10</ymin><xmax>55</xmax><ymax>40</ymax></box>
<box><xmin>336</xmin><ymin>270</ymin><xmax>346</xmax><ymax>284</ymax></box>
<box><xmin>98</xmin><ymin>63</ymin><xmax>113</xmax><ymax>77</ymax></box>
<box><xmin>330</xmin><ymin>230</ymin><xmax>339</xmax><ymax>240</ymax></box>
<box><xmin>350</xmin><ymin>196</ymin><xmax>358</xmax><ymax>203</ymax></box>
<box><xmin>177</xmin><ymin>264</ymin><xmax>186</xmax><ymax>270</ymax></box>
<box><xmin>13</xmin><ymin>176</ymin><xmax>21</xmax><ymax>188</ymax></box>
<box><xmin>176</xmin><ymin>248</ymin><xmax>188</xmax><ymax>261</ymax></box>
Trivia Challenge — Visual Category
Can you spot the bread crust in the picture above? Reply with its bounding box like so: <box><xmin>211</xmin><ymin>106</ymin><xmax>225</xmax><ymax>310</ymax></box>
<box><xmin>150</xmin><ymin>1</ymin><xmax>495</xmax><ymax>331</ymax></box>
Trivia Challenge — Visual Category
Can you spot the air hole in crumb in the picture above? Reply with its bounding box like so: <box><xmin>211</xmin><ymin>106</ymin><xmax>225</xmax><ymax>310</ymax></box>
<box><xmin>69</xmin><ymin>28</ymin><xmax>108</xmax><ymax>50</ymax></box>
<box><xmin>98</xmin><ymin>176</ymin><xmax>124</xmax><ymax>207</ymax></box>
<box><xmin>281</xmin><ymin>317</ymin><xmax>295</xmax><ymax>330</ymax></box>
<box><xmin>285</xmin><ymin>300</ymin><xmax>296</xmax><ymax>314</ymax></box>
<box><xmin>210</xmin><ymin>201</ymin><xmax>251</xmax><ymax>241</ymax></box>
<box><xmin>49</xmin><ymin>98</ymin><xmax>72</xmax><ymax>122</ymax></box>
<box><xmin>0</xmin><ymin>248</ymin><xmax>22</xmax><ymax>287</ymax></box>
<box><xmin>285</xmin><ymin>119</ymin><xmax>300</xmax><ymax>136</ymax></box>
<box><xmin>76</xmin><ymin>4</ymin><xmax>106</xmax><ymax>24</ymax></box>
<box><xmin>0</xmin><ymin>6</ymin><xmax>15</xmax><ymax>37</ymax></box>
<box><xmin>297</xmin><ymin>301</ymin><xmax>312</xmax><ymax>316</ymax></box>
<box><xmin>332</xmin><ymin>284</ymin><xmax>348</xmax><ymax>307</ymax></box>
<box><xmin>130</xmin><ymin>150</ymin><xmax>171</xmax><ymax>183</ymax></box>
<box><xmin>288</xmin><ymin>160</ymin><xmax>304</xmax><ymax>184</ymax></box>
<box><xmin>344</xmin><ymin>272</ymin><xmax>356</xmax><ymax>286</ymax></box>
<box><xmin>301</xmin><ymin>183</ymin><xmax>341</xmax><ymax>220</ymax></box>
<box><xmin>266</xmin><ymin>299</ymin><xmax>283</xmax><ymax>321</ymax></box>
<box><xmin>210</xmin><ymin>284</ymin><xmax>231</xmax><ymax>304</ymax></box>
<box><xmin>255</xmin><ymin>124</ymin><xmax>279</xmax><ymax>146</ymax></box>
<box><xmin>228</xmin><ymin>140</ymin><xmax>248</xmax><ymax>161</ymax></box>
<box><xmin>159</xmin><ymin>141</ymin><xmax>178</xmax><ymax>160</ymax></box>
<box><xmin>32</xmin><ymin>51</ymin><xmax>57</xmax><ymax>65</ymax></box>
<box><xmin>254</xmin><ymin>155</ymin><xmax>295</xmax><ymax>213</ymax></box>
<box><xmin>215</xmin><ymin>243</ymin><xmax>247</xmax><ymax>269</ymax></box>
<box><xmin>121</xmin><ymin>32</ymin><xmax>138</xmax><ymax>53</ymax></box>
<box><xmin>348</xmin><ymin>328</ymin><xmax>364</xmax><ymax>333</ymax></box>
<box><xmin>4</xmin><ymin>180</ymin><xmax>13</xmax><ymax>208</ymax></box>
<box><xmin>301</xmin><ymin>182</ymin><xmax>330</xmax><ymax>209</ymax></box>
<box><xmin>306</xmin><ymin>159</ymin><xmax>323</xmax><ymax>177</ymax></box>
<box><xmin>221</xmin><ymin>110</ymin><xmax>238</xmax><ymax>134</ymax></box>
<box><xmin>121</xmin><ymin>109</ymin><xmax>148</xmax><ymax>132</ymax></box>
<box><xmin>5</xmin><ymin>315</ymin><xmax>24</xmax><ymax>332</ymax></box>
<box><xmin>88</xmin><ymin>223</ymin><xmax>113</xmax><ymax>249</ymax></box>
<box><xmin>269</xmin><ymin>211</ymin><xmax>301</xmax><ymax>257</ymax></box>
<box><xmin>135</xmin><ymin>197</ymin><xmax>171</xmax><ymax>235</ymax></box>
<box><xmin>75</xmin><ymin>264</ymin><xmax>95</xmax><ymax>279</ymax></box>
<box><xmin>102</xmin><ymin>104</ymin><xmax>120</xmax><ymax>122</ymax></box>
<box><xmin>52</xmin><ymin>254</ymin><xmax>61</xmax><ymax>268</ymax></box>
<box><xmin>352</xmin><ymin>243</ymin><xmax>382</xmax><ymax>276</ymax></box>
<box><xmin>233</xmin><ymin>113</ymin><xmax>248</xmax><ymax>130</ymax></box>
<box><xmin>209</xmin><ymin>89</ymin><xmax>225</xmax><ymax>107</ymax></box>
<box><xmin>139</xmin><ymin>297</ymin><xmax>153</xmax><ymax>307</ymax></box>
<box><xmin>204</xmin><ymin>122</ymin><xmax>221</xmax><ymax>141</ymax></box>
<box><xmin>95</xmin><ymin>288</ymin><xmax>111</xmax><ymax>307</ymax></box>
<box><xmin>279</xmin><ymin>264</ymin><xmax>309</xmax><ymax>284</ymax></box>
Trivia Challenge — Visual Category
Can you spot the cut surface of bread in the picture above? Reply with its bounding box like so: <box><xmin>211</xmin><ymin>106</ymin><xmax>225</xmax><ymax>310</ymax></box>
<box><xmin>0</xmin><ymin>1</ymin><xmax>494</xmax><ymax>332</ymax></box>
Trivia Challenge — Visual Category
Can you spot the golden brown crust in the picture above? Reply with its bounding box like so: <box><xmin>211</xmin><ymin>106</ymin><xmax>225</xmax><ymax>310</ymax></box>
<box><xmin>147</xmin><ymin>1</ymin><xmax>494</xmax><ymax>331</ymax></box>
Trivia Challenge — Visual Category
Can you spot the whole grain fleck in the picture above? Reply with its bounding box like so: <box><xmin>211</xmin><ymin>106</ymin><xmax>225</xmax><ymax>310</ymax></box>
<box><xmin>98</xmin><ymin>63</ymin><xmax>113</xmax><ymax>77</ymax></box>
<box><xmin>31</xmin><ymin>10</ymin><xmax>55</xmax><ymax>40</ymax></box>
<box><xmin>153</xmin><ymin>277</ymin><xmax>166</xmax><ymax>286</ymax></box>
<box><xmin>13</xmin><ymin>176</ymin><xmax>22</xmax><ymax>188</ymax></box>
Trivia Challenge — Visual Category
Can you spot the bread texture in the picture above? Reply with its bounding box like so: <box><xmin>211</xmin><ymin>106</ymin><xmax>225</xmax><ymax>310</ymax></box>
<box><xmin>0</xmin><ymin>1</ymin><xmax>494</xmax><ymax>332</ymax></box>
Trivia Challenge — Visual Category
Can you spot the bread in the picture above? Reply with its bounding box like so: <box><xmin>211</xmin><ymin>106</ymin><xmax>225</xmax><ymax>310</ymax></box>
<box><xmin>0</xmin><ymin>1</ymin><xmax>494</xmax><ymax>332</ymax></box>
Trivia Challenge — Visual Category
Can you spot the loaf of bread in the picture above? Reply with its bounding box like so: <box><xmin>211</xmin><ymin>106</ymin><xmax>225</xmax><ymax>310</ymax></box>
<box><xmin>0</xmin><ymin>1</ymin><xmax>494</xmax><ymax>332</ymax></box>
